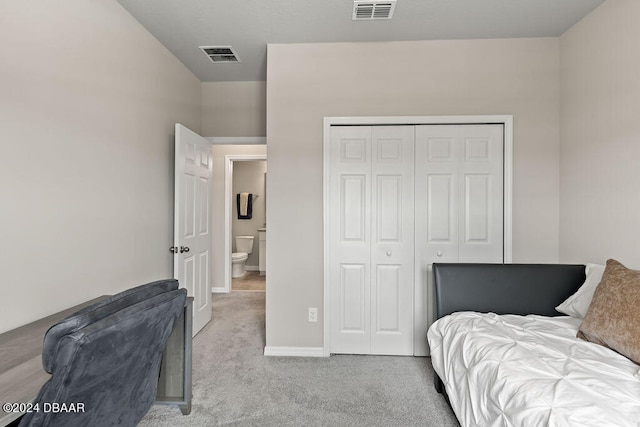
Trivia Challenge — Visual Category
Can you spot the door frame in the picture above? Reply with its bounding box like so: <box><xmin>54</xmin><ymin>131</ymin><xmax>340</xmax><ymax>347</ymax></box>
<box><xmin>322</xmin><ymin>115</ymin><xmax>513</xmax><ymax>357</ymax></box>
<box><xmin>220</xmin><ymin>154</ymin><xmax>267</xmax><ymax>293</ymax></box>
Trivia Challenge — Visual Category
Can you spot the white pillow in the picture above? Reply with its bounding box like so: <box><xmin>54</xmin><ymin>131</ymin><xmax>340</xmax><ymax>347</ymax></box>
<box><xmin>555</xmin><ymin>263</ymin><xmax>605</xmax><ymax>318</ymax></box>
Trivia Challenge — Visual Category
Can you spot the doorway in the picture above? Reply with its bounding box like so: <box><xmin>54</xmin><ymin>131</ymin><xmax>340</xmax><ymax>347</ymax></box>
<box><xmin>223</xmin><ymin>154</ymin><xmax>267</xmax><ymax>293</ymax></box>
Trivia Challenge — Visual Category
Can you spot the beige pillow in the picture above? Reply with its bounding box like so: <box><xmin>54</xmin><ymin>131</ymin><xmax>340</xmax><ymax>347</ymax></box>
<box><xmin>577</xmin><ymin>259</ymin><xmax>640</xmax><ymax>364</ymax></box>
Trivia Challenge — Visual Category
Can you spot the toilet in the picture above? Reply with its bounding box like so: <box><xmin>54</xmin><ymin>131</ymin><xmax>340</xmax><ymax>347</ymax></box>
<box><xmin>232</xmin><ymin>235</ymin><xmax>255</xmax><ymax>278</ymax></box>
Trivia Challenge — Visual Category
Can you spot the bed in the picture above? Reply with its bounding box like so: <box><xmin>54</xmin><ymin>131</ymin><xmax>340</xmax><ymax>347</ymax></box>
<box><xmin>427</xmin><ymin>262</ymin><xmax>640</xmax><ymax>427</ymax></box>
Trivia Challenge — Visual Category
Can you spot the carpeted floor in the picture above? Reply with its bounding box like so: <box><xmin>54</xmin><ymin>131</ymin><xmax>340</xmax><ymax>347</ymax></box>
<box><xmin>139</xmin><ymin>292</ymin><xmax>459</xmax><ymax>426</ymax></box>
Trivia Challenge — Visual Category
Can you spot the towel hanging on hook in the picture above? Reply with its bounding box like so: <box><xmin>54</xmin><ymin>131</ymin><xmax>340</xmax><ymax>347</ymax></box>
<box><xmin>237</xmin><ymin>193</ymin><xmax>253</xmax><ymax>219</ymax></box>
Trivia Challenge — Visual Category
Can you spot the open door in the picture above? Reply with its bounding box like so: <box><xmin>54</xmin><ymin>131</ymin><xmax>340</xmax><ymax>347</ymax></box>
<box><xmin>173</xmin><ymin>124</ymin><xmax>212</xmax><ymax>336</ymax></box>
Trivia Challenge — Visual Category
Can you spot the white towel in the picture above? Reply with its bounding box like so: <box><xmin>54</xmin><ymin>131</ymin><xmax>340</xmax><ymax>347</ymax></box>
<box><xmin>239</xmin><ymin>193</ymin><xmax>249</xmax><ymax>216</ymax></box>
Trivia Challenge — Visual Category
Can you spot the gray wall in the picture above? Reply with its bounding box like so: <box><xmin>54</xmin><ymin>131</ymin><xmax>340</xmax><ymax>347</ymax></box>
<box><xmin>201</xmin><ymin>82</ymin><xmax>266</xmax><ymax>137</ymax></box>
<box><xmin>0</xmin><ymin>0</ymin><xmax>202</xmax><ymax>333</ymax></box>
<box><xmin>559</xmin><ymin>0</ymin><xmax>640</xmax><ymax>268</ymax></box>
<box><xmin>266</xmin><ymin>38</ymin><xmax>561</xmax><ymax>349</ymax></box>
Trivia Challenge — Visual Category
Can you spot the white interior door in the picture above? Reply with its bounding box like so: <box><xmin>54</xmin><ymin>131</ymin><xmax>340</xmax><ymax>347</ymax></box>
<box><xmin>329</xmin><ymin>126</ymin><xmax>414</xmax><ymax>355</ymax></box>
<box><xmin>414</xmin><ymin>124</ymin><xmax>504</xmax><ymax>355</ymax></box>
<box><xmin>174</xmin><ymin>124</ymin><xmax>212</xmax><ymax>336</ymax></box>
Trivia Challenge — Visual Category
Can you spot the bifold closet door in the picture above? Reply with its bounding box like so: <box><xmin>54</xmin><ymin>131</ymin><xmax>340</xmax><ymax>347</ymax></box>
<box><xmin>413</xmin><ymin>124</ymin><xmax>504</xmax><ymax>356</ymax></box>
<box><xmin>329</xmin><ymin>126</ymin><xmax>415</xmax><ymax>355</ymax></box>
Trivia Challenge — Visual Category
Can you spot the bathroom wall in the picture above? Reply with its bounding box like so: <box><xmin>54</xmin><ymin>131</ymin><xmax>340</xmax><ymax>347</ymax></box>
<box><xmin>211</xmin><ymin>145</ymin><xmax>267</xmax><ymax>289</ymax></box>
<box><xmin>232</xmin><ymin>161</ymin><xmax>267</xmax><ymax>268</ymax></box>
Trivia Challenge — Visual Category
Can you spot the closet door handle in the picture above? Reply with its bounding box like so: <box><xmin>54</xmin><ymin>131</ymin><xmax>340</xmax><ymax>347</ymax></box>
<box><xmin>386</xmin><ymin>251</ymin><xmax>392</xmax><ymax>256</ymax></box>
<box><xmin>180</xmin><ymin>246</ymin><xmax>190</xmax><ymax>253</ymax></box>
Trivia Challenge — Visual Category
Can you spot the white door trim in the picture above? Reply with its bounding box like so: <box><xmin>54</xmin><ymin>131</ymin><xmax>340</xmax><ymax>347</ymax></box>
<box><xmin>322</xmin><ymin>115</ymin><xmax>514</xmax><ymax>357</ymax></box>
<box><xmin>213</xmin><ymin>154</ymin><xmax>268</xmax><ymax>294</ymax></box>
<box><xmin>206</xmin><ymin>136</ymin><xmax>266</xmax><ymax>145</ymax></box>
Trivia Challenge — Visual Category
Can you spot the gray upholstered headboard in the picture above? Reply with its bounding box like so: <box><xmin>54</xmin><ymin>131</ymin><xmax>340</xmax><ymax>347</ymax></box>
<box><xmin>432</xmin><ymin>263</ymin><xmax>585</xmax><ymax>319</ymax></box>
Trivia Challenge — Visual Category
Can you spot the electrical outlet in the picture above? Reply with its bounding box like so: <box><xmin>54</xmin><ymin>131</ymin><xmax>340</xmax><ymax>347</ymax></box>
<box><xmin>308</xmin><ymin>307</ymin><xmax>318</xmax><ymax>323</ymax></box>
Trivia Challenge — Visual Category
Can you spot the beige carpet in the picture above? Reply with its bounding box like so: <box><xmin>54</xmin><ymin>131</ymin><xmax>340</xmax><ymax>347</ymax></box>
<box><xmin>140</xmin><ymin>292</ymin><xmax>459</xmax><ymax>426</ymax></box>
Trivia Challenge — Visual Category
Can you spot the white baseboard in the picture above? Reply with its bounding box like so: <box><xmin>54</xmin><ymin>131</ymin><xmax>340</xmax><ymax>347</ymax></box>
<box><xmin>263</xmin><ymin>346</ymin><xmax>326</xmax><ymax>357</ymax></box>
<box><xmin>211</xmin><ymin>286</ymin><xmax>227</xmax><ymax>293</ymax></box>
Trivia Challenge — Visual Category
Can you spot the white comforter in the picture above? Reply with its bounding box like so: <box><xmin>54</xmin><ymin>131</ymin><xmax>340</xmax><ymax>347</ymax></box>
<box><xmin>428</xmin><ymin>312</ymin><xmax>640</xmax><ymax>427</ymax></box>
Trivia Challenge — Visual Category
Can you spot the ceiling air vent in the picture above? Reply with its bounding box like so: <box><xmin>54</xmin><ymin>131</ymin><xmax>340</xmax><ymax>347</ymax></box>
<box><xmin>352</xmin><ymin>0</ymin><xmax>397</xmax><ymax>20</ymax></box>
<box><xmin>199</xmin><ymin>46</ymin><xmax>240</xmax><ymax>63</ymax></box>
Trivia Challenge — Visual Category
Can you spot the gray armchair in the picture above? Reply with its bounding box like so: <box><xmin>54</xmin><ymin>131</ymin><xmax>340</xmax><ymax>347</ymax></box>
<box><xmin>19</xmin><ymin>280</ymin><xmax>187</xmax><ymax>427</ymax></box>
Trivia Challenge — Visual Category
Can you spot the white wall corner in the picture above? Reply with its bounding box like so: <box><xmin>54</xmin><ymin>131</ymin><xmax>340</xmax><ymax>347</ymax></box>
<box><xmin>206</xmin><ymin>136</ymin><xmax>266</xmax><ymax>145</ymax></box>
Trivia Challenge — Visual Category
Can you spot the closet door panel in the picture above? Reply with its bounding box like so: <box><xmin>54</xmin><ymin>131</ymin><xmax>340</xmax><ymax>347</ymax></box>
<box><xmin>329</xmin><ymin>126</ymin><xmax>372</xmax><ymax>354</ymax></box>
<box><xmin>414</xmin><ymin>126</ymin><xmax>460</xmax><ymax>356</ymax></box>
<box><xmin>415</xmin><ymin>127</ymin><xmax>461</xmax><ymax>264</ymax></box>
<box><xmin>376</xmin><ymin>175</ymin><xmax>402</xmax><ymax>241</ymax></box>
<box><xmin>458</xmin><ymin>125</ymin><xmax>504</xmax><ymax>262</ymax></box>
<box><xmin>464</xmin><ymin>174</ymin><xmax>490</xmax><ymax>242</ymax></box>
<box><xmin>427</xmin><ymin>174</ymin><xmax>455</xmax><ymax>243</ymax></box>
<box><xmin>414</xmin><ymin>124</ymin><xmax>504</xmax><ymax>356</ymax></box>
<box><xmin>341</xmin><ymin>175</ymin><xmax>367</xmax><ymax>242</ymax></box>
<box><xmin>370</xmin><ymin>126</ymin><xmax>414</xmax><ymax>356</ymax></box>
<box><xmin>375</xmin><ymin>264</ymin><xmax>401</xmax><ymax>332</ymax></box>
<box><xmin>340</xmin><ymin>264</ymin><xmax>367</xmax><ymax>331</ymax></box>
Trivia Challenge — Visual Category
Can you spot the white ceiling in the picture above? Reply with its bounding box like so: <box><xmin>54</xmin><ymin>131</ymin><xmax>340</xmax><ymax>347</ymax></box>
<box><xmin>115</xmin><ymin>0</ymin><xmax>604</xmax><ymax>82</ymax></box>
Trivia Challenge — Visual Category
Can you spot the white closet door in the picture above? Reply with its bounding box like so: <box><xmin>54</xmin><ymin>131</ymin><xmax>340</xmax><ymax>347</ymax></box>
<box><xmin>457</xmin><ymin>125</ymin><xmax>504</xmax><ymax>262</ymax></box>
<box><xmin>329</xmin><ymin>124</ymin><xmax>503</xmax><ymax>356</ymax></box>
<box><xmin>414</xmin><ymin>125</ymin><xmax>460</xmax><ymax>356</ymax></box>
<box><xmin>414</xmin><ymin>124</ymin><xmax>504</xmax><ymax>356</ymax></box>
<box><xmin>329</xmin><ymin>126</ymin><xmax>372</xmax><ymax>354</ymax></box>
<box><xmin>329</xmin><ymin>126</ymin><xmax>415</xmax><ymax>355</ymax></box>
<box><xmin>370</xmin><ymin>126</ymin><xmax>414</xmax><ymax>355</ymax></box>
